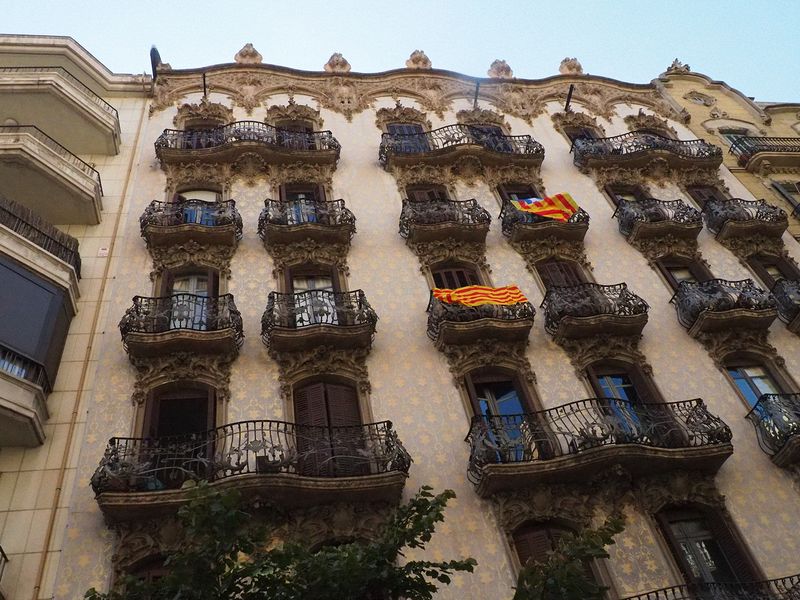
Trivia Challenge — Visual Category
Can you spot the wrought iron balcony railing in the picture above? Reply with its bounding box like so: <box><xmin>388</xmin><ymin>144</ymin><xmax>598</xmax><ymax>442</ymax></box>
<box><xmin>620</xmin><ymin>573</ymin><xmax>800</xmax><ymax>600</ymax></box>
<box><xmin>541</xmin><ymin>283</ymin><xmax>649</xmax><ymax>335</ymax></box>
<box><xmin>702</xmin><ymin>198</ymin><xmax>787</xmax><ymax>235</ymax></box>
<box><xmin>730</xmin><ymin>136</ymin><xmax>800</xmax><ymax>166</ymax></box>
<box><xmin>399</xmin><ymin>198</ymin><xmax>491</xmax><ymax>237</ymax></box>
<box><xmin>0</xmin><ymin>193</ymin><xmax>81</xmax><ymax>275</ymax></box>
<box><xmin>426</xmin><ymin>295</ymin><xmax>535</xmax><ymax>341</ymax></box>
<box><xmin>91</xmin><ymin>419</ymin><xmax>411</xmax><ymax>494</ymax></box>
<box><xmin>670</xmin><ymin>279</ymin><xmax>776</xmax><ymax>330</ymax></box>
<box><xmin>499</xmin><ymin>199</ymin><xmax>590</xmax><ymax>237</ymax></box>
<box><xmin>466</xmin><ymin>398</ymin><xmax>731</xmax><ymax>486</ymax></box>
<box><xmin>257</xmin><ymin>198</ymin><xmax>356</xmax><ymax>237</ymax></box>
<box><xmin>140</xmin><ymin>199</ymin><xmax>243</xmax><ymax>239</ymax></box>
<box><xmin>614</xmin><ymin>198</ymin><xmax>702</xmax><ymax>237</ymax></box>
<box><xmin>0</xmin><ymin>343</ymin><xmax>50</xmax><ymax>393</ymax></box>
<box><xmin>746</xmin><ymin>393</ymin><xmax>800</xmax><ymax>460</ymax></box>
<box><xmin>119</xmin><ymin>293</ymin><xmax>243</xmax><ymax>346</ymax></box>
<box><xmin>262</xmin><ymin>289</ymin><xmax>377</xmax><ymax>341</ymax></box>
<box><xmin>0</xmin><ymin>125</ymin><xmax>103</xmax><ymax>192</ymax></box>
<box><xmin>772</xmin><ymin>279</ymin><xmax>800</xmax><ymax>327</ymax></box>
<box><xmin>379</xmin><ymin>123</ymin><xmax>544</xmax><ymax>165</ymax></box>
<box><xmin>155</xmin><ymin>121</ymin><xmax>341</xmax><ymax>155</ymax></box>
<box><xmin>572</xmin><ymin>130</ymin><xmax>721</xmax><ymax>167</ymax></box>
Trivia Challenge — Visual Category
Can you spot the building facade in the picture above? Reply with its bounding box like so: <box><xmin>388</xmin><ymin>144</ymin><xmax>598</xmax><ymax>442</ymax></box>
<box><xmin>0</xmin><ymin>38</ymin><xmax>799</xmax><ymax>599</ymax></box>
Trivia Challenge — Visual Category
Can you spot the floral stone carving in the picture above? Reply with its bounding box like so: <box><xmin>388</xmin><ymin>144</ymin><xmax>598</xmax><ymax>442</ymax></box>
<box><xmin>272</xmin><ymin>345</ymin><xmax>371</xmax><ymax>399</ymax></box>
<box><xmin>695</xmin><ymin>329</ymin><xmax>784</xmax><ymax>369</ymax></box>
<box><xmin>130</xmin><ymin>352</ymin><xmax>235</xmax><ymax>405</ymax></box>
<box><xmin>635</xmin><ymin>471</ymin><xmax>726</xmax><ymax>513</ymax></box>
<box><xmin>374</xmin><ymin>103</ymin><xmax>430</xmax><ymax>131</ymax></box>
<box><xmin>234</xmin><ymin>43</ymin><xmax>262</xmax><ymax>64</ymax></box>
<box><xmin>268</xmin><ymin>238</ymin><xmax>351</xmax><ymax>278</ymax></box>
<box><xmin>441</xmin><ymin>339</ymin><xmax>534</xmax><ymax>383</ymax></box>
<box><xmin>408</xmin><ymin>239</ymin><xmax>489</xmax><ymax>274</ymax></box>
<box><xmin>266</xmin><ymin>101</ymin><xmax>323</xmax><ymax>128</ymax></box>
<box><xmin>163</xmin><ymin>161</ymin><xmax>233</xmax><ymax>190</ymax></box>
<box><xmin>456</xmin><ymin>107</ymin><xmax>507</xmax><ymax>128</ymax></box>
<box><xmin>559</xmin><ymin>57</ymin><xmax>584</xmax><ymax>76</ymax></box>
<box><xmin>558</xmin><ymin>334</ymin><xmax>652</xmax><ymax>375</ymax></box>
<box><xmin>624</xmin><ymin>109</ymin><xmax>677</xmax><ymax>136</ymax></box>
<box><xmin>324</xmin><ymin>53</ymin><xmax>351</xmax><ymax>73</ymax></box>
<box><xmin>173</xmin><ymin>97</ymin><xmax>234</xmax><ymax>128</ymax></box>
<box><xmin>551</xmin><ymin>111</ymin><xmax>605</xmax><ymax>136</ymax></box>
<box><xmin>405</xmin><ymin>50</ymin><xmax>432</xmax><ymax>70</ymax></box>
<box><xmin>666</xmin><ymin>59</ymin><xmax>691</xmax><ymax>74</ymax></box>
<box><xmin>510</xmin><ymin>238</ymin><xmax>592</xmax><ymax>274</ymax></box>
<box><xmin>149</xmin><ymin>241</ymin><xmax>237</xmax><ymax>281</ymax></box>
<box><xmin>488</xmin><ymin>59</ymin><xmax>513</xmax><ymax>79</ymax></box>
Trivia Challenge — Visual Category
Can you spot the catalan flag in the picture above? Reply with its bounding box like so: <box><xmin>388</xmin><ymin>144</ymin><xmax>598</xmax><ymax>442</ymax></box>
<box><xmin>510</xmin><ymin>192</ymin><xmax>579</xmax><ymax>222</ymax></box>
<box><xmin>433</xmin><ymin>285</ymin><xmax>528</xmax><ymax>307</ymax></box>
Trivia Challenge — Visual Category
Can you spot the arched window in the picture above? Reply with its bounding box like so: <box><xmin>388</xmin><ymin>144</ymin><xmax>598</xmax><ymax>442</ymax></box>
<box><xmin>746</xmin><ymin>254</ymin><xmax>800</xmax><ymax>289</ymax></box>
<box><xmin>685</xmin><ymin>185</ymin><xmax>726</xmax><ymax>209</ymax></box>
<box><xmin>512</xmin><ymin>521</ymin><xmax>599</xmax><ymax>586</ymax></box>
<box><xmin>160</xmin><ymin>266</ymin><xmax>221</xmax><ymax>332</ymax></box>
<box><xmin>605</xmin><ymin>184</ymin><xmax>648</xmax><ymax>206</ymax></box>
<box><xmin>386</xmin><ymin>121</ymin><xmax>429</xmax><ymax>153</ymax></box>
<box><xmin>725</xmin><ymin>359</ymin><xmax>785</xmax><ymax>409</ymax></box>
<box><xmin>129</xmin><ymin>555</ymin><xmax>169</xmax><ymax>585</ymax></box>
<box><xmin>535</xmin><ymin>257</ymin><xmax>587</xmax><ymax>289</ymax></box>
<box><xmin>406</xmin><ymin>183</ymin><xmax>450</xmax><ymax>202</ymax></box>
<box><xmin>563</xmin><ymin>125</ymin><xmax>599</xmax><ymax>144</ymax></box>
<box><xmin>655</xmin><ymin>255</ymin><xmax>714</xmax><ymax>291</ymax></box>
<box><xmin>285</xmin><ymin>264</ymin><xmax>342</xmax><ymax>327</ymax></box>
<box><xmin>497</xmin><ymin>182</ymin><xmax>541</xmax><ymax>204</ymax></box>
<box><xmin>143</xmin><ymin>382</ymin><xmax>216</xmax><ymax>439</ymax></box>
<box><xmin>431</xmin><ymin>261</ymin><xmax>482</xmax><ymax>289</ymax></box>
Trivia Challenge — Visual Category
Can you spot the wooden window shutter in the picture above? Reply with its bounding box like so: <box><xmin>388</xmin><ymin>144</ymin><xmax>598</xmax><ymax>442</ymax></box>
<box><xmin>686</xmin><ymin>186</ymin><xmax>724</xmax><ymax>208</ymax></box>
<box><xmin>536</xmin><ymin>260</ymin><xmax>585</xmax><ymax>288</ymax></box>
<box><xmin>513</xmin><ymin>524</ymin><xmax>555</xmax><ymax>567</ymax></box>
<box><xmin>772</xmin><ymin>182</ymin><xmax>800</xmax><ymax>211</ymax></box>
<box><xmin>324</xmin><ymin>383</ymin><xmax>364</xmax><ymax>476</ymax></box>
<box><xmin>294</xmin><ymin>382</ymin><xmax>329</xmax><ymax>426</ymax></box>
<box><xmin>293</xmin><ymin>382</ymin><xmax>329</xmax><ymax>477</ymax></box>
<box><xmin>704</xmin><ymin>510</ymin><xmax>761</xmax><ymax>583</ymax></box>
<box><xmin>432</xmin><ymin>266</ymin><xmax>481</xmax><ymax>289</ymax></box>
<box><xmin>325</xmin><ymin>383</ymin><xmax>361</xmax><ymax>427</ymax></box>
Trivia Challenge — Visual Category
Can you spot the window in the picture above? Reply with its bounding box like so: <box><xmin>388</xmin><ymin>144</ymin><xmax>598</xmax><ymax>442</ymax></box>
<box><xmin>656</xmin><ymin>257</ymin><xmax>714</xmax><ymax>291</ymax></box>
<box><xmin>163</xmin><ymin>269</ymin><xmax>219</xmax><ymax>331</ymax></box>
<box><xmin>288</xmin><ymin>267</ymin><xmax>339</xmax><ymax>327</ymax></box>
<box><xmin>173</xmin><ymin>188</ymin><xmax>222</xmax><ymax>226</ymax></box>
<box><xmin>144</xmin><ymin>384</ymin><xmax>216</xmax><ymax>440</ymax></box>
<box><xmin>746</xmin><ymin>254</ymin><xmax>800</xmax><ymax>289</ymax></box>
<box><xmin>275</xmin><ymin>119</ymin><xmax>315</xmax><ymax>150</ymax></box>
<box><xmin>468</xmin><ymin>124</ymin><xmax>511</xmax><ymax>152</ymax></box>
<box><xmin>129</xmin><ymin>556</ymin><xmax>169</xmax><ymax>585</ymax></box>
<box><xmin>563</xmin><ymin>126</ymin><xmax>598</xmax><ymax>144</ymax></box>
<box><xmin>431</xmin><ymin>263</ymin><xmax>481</xmax><ymax>288</ymax></box>
<box><xmin>773</xmin><ymin>181</ymin><xmax>800</xmax><ymax>212</ymax></box>
<box><xmin>535</xmin><ymin>258</ymin><xmax>587</xmax><ymax>289</ymax></box>
<box><xmin>657</xmin><ymin>507</ymin><xmax>760</xmax><ymax>585</ymax></box>
<box><xmin>406</xmin><ymin>184</ymin><xmax>449</xmax><ymax>202</ymax></box>
<box><xmin>686</xmin><ymin>185</ymin><xmax>726</xmax><ymax>209</ymax></box>
<box><xmin>498</xmin><ymin>183</ymin><xmax>540</xmax><ymax>203</ymax></box>
<box><xmin>638</xmin><ymin>127</ymin><xmax>673</xmax><ymax>139</ymax></box>
<box><xmin>280</xmin><ymin>183</ymin><xmax>326</xmax><ymax>225</ymax></box>
<box><xmin>386</xmin><ymin>122</ymin><xmax>429</xmax><ymax>153</ymax></box>
<box><xmin>718</xmin><ymin>127</ymin><xmax>749</xmax><ymax>147</ymax></box>
<box><xmin>726</xmin><ymin>364</ymin><xmax>781</xmax><ymax>408</ymax></box>
<box><xmin>512</xmin><ymin>522</ymin><xmax>598</xmax><ymax>588</ymax></box>
<box><xmin>605</xmin><ymin>184</ymin><xmax>648</xmax><ymax>206</ymax></box>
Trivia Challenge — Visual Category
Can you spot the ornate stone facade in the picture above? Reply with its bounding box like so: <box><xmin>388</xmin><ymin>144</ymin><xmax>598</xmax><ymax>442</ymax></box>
<box><xmin>323</xmin><ymin>53</ymin><xmax>351</xmax><ymax>74</ymax></box>
<box><xmin>695</xmin><ymin>329</ymin><xmax>784</xmax><ymax>369</ymax></box>
<box><xmin>130</xmin><ymin>352</ymin><xmax>235</xmax><ymax>405</ymax></box>
<box><xmin>440</xmin><ymin>339</ymin><xmax>534</xmax><ymax>384</ymax></box>
<box><xmin>456</xmin><ymin>107</ymin><xmax>507</xmax><ymax>128</ymax></box>
<box><xmin>267</xmin><ymin>238</ymin><xmax>350</xmax><ymax>278</ymax></box>
<box><xmin>374</xmin><ymin>103</ymin><xmax>431</xmax><ymax>131</ymax></box>
<box><xmin>266</xmin><ymin>101</ymin><xmax>323</xmax><ymax>128</ymax></box>
<box><xmin>405</xmin><ymin>50</ymin><xmax>432</xmax><ymax>70</ymax></box>
<box><xmin>510</xmin><ymin>237</ymin><xmax>592</xmax><ymax>274</ymax></box>
<box><xmin>149</xmin><ymin>241</ymin><xmax>237</xmax><ymax>281</ymax></box>
<box><xmin>271</xmin><ymin>345</ymin><xmax>371</xmax><ymax>400</ymax></box>
<box><xmin>173</xmin><ymin>98</ymin><xmax>234</xmax><ymax>128</ymax></box>
<box><xmin>558</xmin><ymin>334</ymin><xmax>652</xmax><ymax>375</ymax></box>
<box><xmin>624</xmin><ymin>109</ymin><xmax>677</xmax><ymax>136</ymax></box>
<box><xmin>551</xmin><ymin>110</ymin><xmax>605</xmax><ymax>136</ymax></box>
<box><xmin>407</xmin><ymin>239</ymin><xmax>489</xmax><ymax>274</ymax></box>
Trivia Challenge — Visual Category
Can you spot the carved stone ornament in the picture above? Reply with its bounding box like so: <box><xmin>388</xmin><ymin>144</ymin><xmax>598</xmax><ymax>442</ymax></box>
<box><xmin>286</xmin><ymin>501</ymin><xmax>392</xmax><ymax>547</ymax></box>
<box><xmin>488</xmin><ymin>59</ymin><xmax>513</xmax><ymax>79</ymax></box>
<box><xmin>232</xmin><ymin>152</ymin><xmax>269</xmax><ymax>186</ymax></box>
<box><xmin>273</xmin><ymin>345</ymin><xmax>371</xmax><ymax>400</ymax></box>
<box><xmin>666</xmin><ymin>59</ymin><xmax>691</xmax><ymax>74</ymax></box>
<box><xmin>695</xmin><ymin>329</ymin><xmax>784</xmax><ymax>369</ymax></box>
<box><xmin>374</xmin><ymin>103</ymin><xmax>431</xmax><ymax>131</ymax></box>
<box><xmin>173</xmin><ymin>97</ymin><xmax>234</xmax><ymax>128</ymax></box>
<box><xmin>316</xmin><ymin>76</ymin><xmax>371</xmax><ymax>121</ymax></box>
<box><xmin>635</xmin><ymin>471</ymin><xmax>726</xmax><ymax>514</ymax></box>
<box><xmin>628</xmin><ymin>235</ymin><xmax>703</xmax><ymax>265</ymax></box>
<box><xmin>150</xmin><ymin>77</ymin><xmax>187</xmax><ymax>115</ymax></box>
<box><xmin>709</xmin><ymin>107</ymin><xmax>729</xmax><ymax>119</ymax></box>
<box><xmin>112</xmin><ymin>516</ymin><xmax>183</xmax><ymax>574</ymax></box>
<box><xmin>392</xmin><ymin>160</ymin><xmax>544</xmax><ymax>192</ymax></box>
<box><xmin>408</xmin><ymin>239</ymin><xmax>489</xmax><ymax>274</ymax></box>
<box><xmin>266</xmin><ymin>101</ymin><xmax>323</xmax><ymax>128</ymax></box>
<box><xmin>511</xmin><ymin>238</ymin><xmax>592</xmax><ymax>274</ymax></box>
<box><xmin>491</xmin><ymin>84</ymin><xmax>548</xmax><ymax>124</ymax></box>
<box><xmin>590</xmin><ymin>162</ymin><xmax>725</xmax><ymax>190</ymax></box>
<box><xmin>268</xmin><ymin>239</ymin><xmax>350</xmax><ymax>279</ymax></box>
<box><xmin>559</xmin><ymin>57</ymin><xmax>584</xmax><ymax>76</ymax></box>
<box><xmin>405</xmin><ymin>50</ymin><xmax>432</xmax><ymax>70</ymax></box>
<box><xmin>673</xmin><ymin>168</ymin><xmax>730</xmax><ymax>192</ymax></box>
<box><xmin>551</xmin><ymin>111</ymin><xmax>605</xmax><ymax>136</ymax></box>
<box><xmin>683</xmin><ymin>90</ymin><xmax>716</xmax><ymax>107</ymax></box>
<box><xmin>558</xmin><ymin>334</ymin><xmax>652</xmax><ymax>375</ymax></box>
<box><xmin>234</xmin><ymin>43</ymin><xmax>263</xmax><ymax>65</ymax></box>
<box><xmin>149</xmin><ymin>241</ymin><xmax>236</xmax><ymax>281</ymax></box>
<box><xmin>130</xmin><ymin>352</ymin><xmax>235</xmax><ymax>405</ymax></box>
<box><xmin>482</xmin><ymin>164</ymin><xmax>546</xmax><ymax>193</ymax></box>
<box><xmin>716</xmin><ymin>233</ymin><xmax>789</xmax><ymax>262</ymax></box>
<box><xmin>324</xmin><ymin>53</ymin><xmax>351</xmax><ymax>74</ymax></box>
<box><xmin>441</xmin><ymin>339</ymin><xmax>534</xmax><ymax>383</ymax></box>
<box><xmin>164</xmin><ymin>161</ymin><xmax>233</xmax><ymax>191</ymax></box>
<box><xmin>456</xmin><ymin>107</ymin><xmax>507</xmax><ymax>128</ymax></box>
<box><xmin>624</xmin><ymin>109</ymin><xmax>677</xmax><ymax>136</ymax></box>
<box><xmin>228</xmin><ymin>73</ymin><xmax>269</xmax><ymax>114</ymax></box>
<box><xmin>267</xmin><ymin>162</ymin><xmax>335</xmax><ymax>187</ymax></box>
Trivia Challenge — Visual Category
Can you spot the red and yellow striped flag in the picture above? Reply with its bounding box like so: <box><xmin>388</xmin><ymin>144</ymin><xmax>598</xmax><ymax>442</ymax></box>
<box><xmin>433</xmin><ymin>285</ymin><xmax>528</xmax><ymax>307</ymax></box>
<box><xmin>510</xmin><ymin>192</ymin><xmax>579</xmax><ymax>222</ymax></box>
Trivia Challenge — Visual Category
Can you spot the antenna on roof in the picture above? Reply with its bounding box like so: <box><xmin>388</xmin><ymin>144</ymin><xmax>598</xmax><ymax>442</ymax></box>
<box><xmin>202</xmin><ymin>72</ymin><xmax>208</xmax><ymax>98</ymax></box>
<box><xmin>564</xmin><ymin>84</ymin><xmax>575</xmax><ymax>112</ymax></box>
<box><xmin>473</xmin><ymin>81</ymin><xmax>481</xmax><ymax>110</ymax></box>
<box><xmin>150</xmin><ymin>46</ymin><xmax>161</xmax><ymax>81</ymax></box>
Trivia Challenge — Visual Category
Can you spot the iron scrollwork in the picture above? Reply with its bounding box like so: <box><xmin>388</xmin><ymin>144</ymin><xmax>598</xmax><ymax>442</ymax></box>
<box><xmin>670</xmin><ymin>279</ymin><xmax>776</xmax><ymax>329</ymax></box>
<box><xmin>540</xmin><ymin>283</ymin><xmax>649</xmax><ymax>335</ymax></box>
<box><xmin>614</xmin><ymin>198</ymin><xmax>701</xmax><ymax>237</ymax></box>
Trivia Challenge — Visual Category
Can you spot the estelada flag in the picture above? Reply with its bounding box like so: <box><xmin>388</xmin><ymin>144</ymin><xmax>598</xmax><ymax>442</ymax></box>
<box><xmin>433</xmin><ymin>285</ymin><xmax>528</xmax><ymax>307</ymax></box>
<box><xmin>510</xmin><ymin>192</ymin><xmax>579</xmax><ymax>222</ymax></box>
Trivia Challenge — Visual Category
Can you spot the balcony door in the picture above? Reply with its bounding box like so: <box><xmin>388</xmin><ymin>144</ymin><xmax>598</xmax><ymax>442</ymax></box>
<box><xmin>293</xmin><ymin>381</ymin><xmax>365</xmax><ymax>477</ymax></box>
<box><xmin>290</xmin><ymin>270</ymin><xmax>338</xmax><ymax>327</ymax></box>
<box><xmin>387</xmin><ymin>122</ymin><xmax>429</xmax><ymax>153</ymax></box>
<box><xmin>169</xmin><ymin>273</ymin><xmax>211</xmax><ymax>331</ymax></box>
<box><xmin>281</xmin><ymin>183</ymin><xmax>325</xmax><ymax>225</ymax></box>
<box><xmin>467</xmin><ymin>124</ymin><xmax>511</xmax><ymax>152</ymax></box>
<box><xmin>432</xmin><ymin>264</ymin><xmax>481</xmax><ymax>289</ymax></box>
<box><xmin>498</xmin><ymin>183</ymin><xmax>539</xmax><ymax>203</ymax></box>
<box><xmin>174</xmin><ymin>189</ymin><xmax>221</xmax><ymax>226</ymax></box>
<box><xmin>536</xmin><ymin>259</ymin><xmax>587</xmax><ymax>289</ymax></box>
<box><xmin>275</xmin><ymin>119</ymin><xmax>314</xmax><ymax>150</ymax></box>
<box><xmin>726</xmin><ymin>363</ymin><xmax>781</xmax><ymax>408</ymax></box>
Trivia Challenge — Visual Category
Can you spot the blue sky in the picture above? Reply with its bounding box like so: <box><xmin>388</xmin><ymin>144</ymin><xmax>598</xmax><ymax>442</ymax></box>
<box><xmin>4</xmin><ymin>0</ymin><xmax>798</xmax><ymax>101</ymax></box>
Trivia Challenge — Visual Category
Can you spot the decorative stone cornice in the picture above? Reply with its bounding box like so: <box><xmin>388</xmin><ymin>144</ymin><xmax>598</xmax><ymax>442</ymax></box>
<box><xmin>235</xmin><ymin>43</ymin><xmax>263</xmax><ymax>65</ymax></box>
<box><xmin>488</xmin><ymin>60</ymin><xmax>513</xmax><ymax>79</ymax></box>
<box><xmin>551</xmin><ymin>111</ymin><xmax>605</xmax><ymax>136</ymax></box>
<box><xmin>268</xmin><ymin>238</ymin><xmax>350</xmax><ymax>279</ymax></box>
<box><xmin>272</xmin><ymin>345</ymin><xmax>371</xmax><ymax>400</ymax></box>
<box><xmin>628</xmin><ymin>235</ymin><xmax>703</xmax><ymax>266</ymax></box>
<box><xmin>391</xmin><ymin>160</ymin><xmax>544</xmax><ymax>191</ymax></box>
<box><xmin>492</xmin><ymin>483</ymin><xmax>597</xmax><ymax>534</ymax></box>
<box><xmin>130</xmin><ymin>352</ymin><xmax>235</xmax><ymax>405</ymax></box>
<box><xmin>267</xmin><ymin>162</ymin><xmax>335</xmax><ymax>187</ymax></box>
<box><xmin>286</xmin><ymin>501</ymin><xmax>392</xmax><ymax>547</ymax></box>
<box><xmin>510</xmin><ymin>237</ymin><xmax>592</xmax><ymax>274</ymax></box>
<box><xmin>558</xmin><ymin>334</ymin><xmax>652</xmax><ymax>375</ymax></box>
<box><xmin>482</xmin><ymin>164</ymin><xmax>546</xmax><ymax>193</ymax></box>
<box><xmin>456</xmin><ymin>107</ymin><xmax>507</xmax><ymax>128</ymax></box>
<box><xmin>624</xmin><ymin>109</ymin><xmax>677</xmax><ymax>136</ymax></box>
<box><xmin>266</xmin><ymin>101</ymin><xmax>323</xmax><ymax>128</ymax></box>
<box><xmin>149</xmin><ymin>241</ymin><xmax>236</xmax><ymax>281</ymax></box>
<box><xmin>173</xmin><ymin>97</ymin><xmax>234</xmax><ymax>128</ymax></box>
<box><xmin>165</xmin><ymin>159</ymin><xmax>333</xmax><ymax>191</ymax></box>
<box><xmin>716</xmin><ymin>233</ymin><xmax>790</xmax><ymax>262</ymax></box>
<box><xmin>164</xmin><ymin>161</ymin><xmax>233</xmax><ymax>191</ymax></box>
<box><xmin>590</xmin><ymin>162</ymin><xmax>726</xmax><ymax>190</ymax></box>
<box><xmin>635</xmin><ymin>471</ymin><xmax>726</xmax><ymax>514</ymax></box>
<box><xmin>405</xmin><ymin>50</ymin><xmax>432</xmax><ymax>70</ymax></box>
<box><xmin>440</xmin><ymin>339</ymin><xmax>534</xmax><ymax>383</ymax></box>
<box><xmin>683</xmin><ymin>90</ymin><xmax>715</xmax><ymax>107</ymax></box>
<box><xmin>666</xmin><ymin>59</ymin><xmax>691</xmax><ymax>75</ymax></box>
<box><xmin>374</xmin><ymin>103</ymin><xmax>431</xmax><ymax>131</ymax></box>
<box><xmin>695</xmin><ymin>329</ymin><xmax>784</xmax><ymax>369</ymax></box>
<box><xmin>408</xmin><ymin>239</ymin><xmax>489</xmax><ymax>274</ymax></box>
<box><xmin>324</xmin><ymin>53</ymin><xmax>351</xmax><ymax>74</ymax></box>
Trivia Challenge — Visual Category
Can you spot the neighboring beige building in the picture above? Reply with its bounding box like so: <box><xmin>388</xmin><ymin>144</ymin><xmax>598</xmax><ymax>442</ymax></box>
<box><xmin>0</xmin><ymin>38</ymin><xmax>799</xmax><ymax>599</ymax></box>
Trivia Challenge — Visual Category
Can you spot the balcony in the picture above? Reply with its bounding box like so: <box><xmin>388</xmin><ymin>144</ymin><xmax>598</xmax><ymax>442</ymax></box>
<box><xmin>120</xmin><ymin>293</ymin><xmax>243</xmax><ymax>358</ymax></box>
<box><xmin>262</xmin><ymin>290</ymin><xmax>377</xmax><ymax>352</ymax></box>
<box><xmin>731</xmin><ymin>136</ymin><xmax>800</xmax><ymax>172</ymax></box>
<box><xmin>155</xmin><ymin>121</ymin><xmax>340</xmax><ymax>166</ymax></box>
<box><xmin>773</xmin><ymin>279</ymin><xmax>800</xmax><ymax>333</ymax></box>
<box><xmin>91</xmin><ymin>419</ymin><xmax>411</xmax><ymax>522</ymax></box>
<box><xmin>702</xmin><ymin>198</ymin><xmax>787</xmax><ymax>243</ymax></box>
<box><xmin>671</xmin><ymin>279</ymin><xmax>777</xmax><ymax>337</ymax></box>
<box><xmin>499</xmin><ymin>199</ymin><xmax>589</xmax><ymax>243</ymax></box>
<box><xmin>257</xmin><ymin>198</ymin><xmax>355</xmax><ymax>248</ymax></box>
<box><xmin>621</xmin><ymin>573</ymin><xmax>800</xmax><ymax>600</ymax></box>
<box><xmin>0</xmin><ymin>126</ymin><xmax>103</xmax><ymax>224</ymax></box>
<box><xmin>747</xmin><ymin>393</ymin><xmax>800</xmax><ymax>468</ymax></box>
<box><xmin>426</xmin><ymin>295</ymin><xmax>535</xmax><ymax>348</ymax></box>
<box><xmin>541</xmin><ymin>283</ymin><xmax>649</xmax><ymax>339</ymax></box>
<box><xmin>379</xmin><ymin>124</ymin><xmax>544</xmax><ymax>170</ymax></box>
<box><xmin>140</xmin><ymin>199</ymin><xmax>242</xmax><ymax>248</ymax></box>
<box><xmin>0</xmin><ymin>66</ymin><xmax>120</xmax><ymax>154</ymax></box>
<box><xmin>0</xmin><ymin>343</ymin><xmax>50</xmax><ymax>447</ymax></box>
<box><xmin>466</xmin><ymin>398</ymin><xmax>732</xmax><ymax>497</ymax></box>
<box><xmin>572</xmin><ymin>131</ymin><xmax>722</xmax><ymax>171</ymax></box>
<box><xmin>614</xmin><ymin>198</ymin><xmax>702</xmax><ymax>243</ymax></box>
<box><xmin>399</xmin><ymin>198</ymin><xmax>490</xmax><ymax>244</ymax></box>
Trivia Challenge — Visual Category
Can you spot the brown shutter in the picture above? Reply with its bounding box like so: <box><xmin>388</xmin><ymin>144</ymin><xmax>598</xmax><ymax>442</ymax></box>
<box><xmin>432</xmin><ymin>266</ymin><xmax>481</xmax><ymax>288</ymax></box>
<box><xmin>704</xmin><ymin>510</ymin><xmax>762</xmax><ymax>583</ymax></box>
<box><xmin>294</xmin><ymin>382</ymin><xmax>329</xmax><ymax>476</ymax></box>
<box><xmin>294</xmin><ymin>382</ymin><xmax>328</xmax><ymax>426</ymax></box>
<box><xmin>686</xmin><ymin>186</ymin><xmax>724</xmax><ymax>208</ymax></box>
<box><xmin>513</xmin><ymin>524</ymin><xmax>556</xmax><ymax>566</ymax></box>
<box><xmin>324</xmin><ymin>384</ymin><xmax>364</xmax><ymax>476</ymax></box>
<box><xmin>536</xmin><ymin>260</ymin><xmax>585</xmax><ymax>288</ymax></box>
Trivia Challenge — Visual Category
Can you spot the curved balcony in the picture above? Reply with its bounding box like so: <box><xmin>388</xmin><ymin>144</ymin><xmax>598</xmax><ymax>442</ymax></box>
<box><xmin>572</xmin><ymin>130</ymin><xmax>722</xmax><ymax>171</ymax></box>
<box><xmin>426</xmin><ymin>295</ymin><xmax>535</xmax><ymax>348</ymax></box>
<box><xmin>379</xmin><ymin>124</ymin><xmax>544</xmax><ymax>170</ymax></box>
<box><xmin>621</xmin><ymin>573</ymin><xmax>800</xmax><ymax>600</ymax></box>
<box><xmin>499</xmin><ymin>199</ymin><xmax>589</xmax><ymax>243</ymax></box>
<box><xmin>702</xmin><ymin>198</ymin><xmax>787</xmax><ymax>242</ymax></box>
<box><xmin>731</xmin><ymin>135</ymin><xmax>800</xmax><ymax>172</ymax></box>
<box><xmin>120</xmin><ymin>293</ymin><xmax>243</xmax><ymax>358</ymax></box>
<box><xmin>155</xmin><ymin>121</ymin><xmax>341</xmax><ymax>166</ymax></box>
<box><xmin>0</xmin><ymin>344</ymin><xmax>50</xmax><ymax>447</ymax></box>
<box><xmin>262</xmin><ymin>290</ymin><xmax>377</xmax><ymax>352</ymax></box>
<box><xmin>773</xmin><ymin>279</ymin><xmax>800</xmax><ymax>333</ymax></box>
<box><xmin>466</xmin><ymin>398</ymin><xmax>732</xmax><ymax>497</ymax></box>
<box><xmin>747</xmin><ymin>393</ymin><xmax>800</xmax><ymax>468</ymax></box>
<box><xmin>140</xmin><ymin>199</ymin><xmax>242</xmax><ymax>248</ymax></box>
<box><xmin>541</xmin><ymin>283</ymin><xmax>649</xmax><ymax>339</ymax></box>
<box><xmin>91</xmin><ymin>419</ymin><xmax>411</xmax><ymax>522</ymax></box>
<box><xmin>257</xmin><ymin>198</ymin><xmax>355</xmax><ymax>248</ymax></box>
<box><xmin>0</xmin><ymin>125</ymin><xmax>103</xmax><ymax>224</ymax></box>
<box><xmin>614</xmin><ymin>198</ymin><xmax>702</xmax><ymax>243</ymax></box>
<box><xmin>399</xmin><ymin>198</ymin><xmax>490</xmax><ymax>244</ymax></box>
<box><xmin>670</xmin><ymin>279</ymin><xmax>777</xmax><ymax>337</ymax></box>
